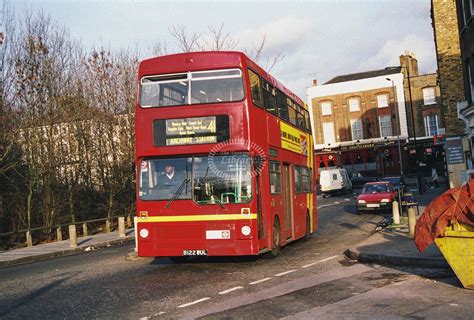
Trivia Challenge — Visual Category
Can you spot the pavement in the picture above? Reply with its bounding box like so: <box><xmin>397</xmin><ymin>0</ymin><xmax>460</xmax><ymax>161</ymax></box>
<box><xmin>344</xmin><ymin>186</ymin><xmax>450</xmax><ymax>269</ymax></box>
<box><xmin>0</xmin><ymin>186</ymin><xmax>452</xmax><ymax>270</ymax></box>
<box><xmin>0</xmin><ymin>228</ymin><xmax>135</xmax><ymax>268</ymax></box>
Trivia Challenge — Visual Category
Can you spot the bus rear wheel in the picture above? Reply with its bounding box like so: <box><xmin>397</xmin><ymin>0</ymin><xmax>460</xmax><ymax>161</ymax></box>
<box><xmin>304</xmin><ymin>213</ymin><xmax>311</xmax><ymax>242</ymax></box>
<box><xmin>269</xmin><ymin>218</ymin><xmax>281</xmax><ymax>258</ymax></box>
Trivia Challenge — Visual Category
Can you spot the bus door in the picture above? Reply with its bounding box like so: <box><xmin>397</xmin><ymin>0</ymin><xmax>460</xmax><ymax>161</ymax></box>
<box><xmin>281</xmin><ymin>163</ymin><xmax>294</xmax><ymax>240</ymax></box>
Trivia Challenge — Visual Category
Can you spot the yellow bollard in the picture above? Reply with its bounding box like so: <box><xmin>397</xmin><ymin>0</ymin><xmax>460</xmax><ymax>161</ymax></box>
<box><xmin>392</xmin><ymin>200</ymin><xmax>400</xmax><ymax>225</ymax></box>
<box><xmin>56</xmin><ymin>227</ymin><xmax>62</xmax><ymax>241</ymax></box>
<box><xmin>408</xmin><ymin>208</ymin><xmax>416</xmax><ymax>237</ymax></box>
<box><xmin>69</xmin><ymin>225</ymin><xmax>78</xmax><ymax>247</ymax></box>
<box><xmin>118</xmin><ymin>217</ymin><xmax>126</xmax><ymax>238</ymax></box>
<box><xmin>83</xmin><ymin>223</ymin><xmax>88</xmax><ymax>237</ymax></box>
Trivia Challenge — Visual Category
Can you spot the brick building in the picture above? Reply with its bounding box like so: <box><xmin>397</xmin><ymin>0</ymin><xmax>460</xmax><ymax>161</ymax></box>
<box><xmin>431</xmin><ymin>0</ymin><xmax>466</xmax><ymax>136</ymax></box>
<box><xmin>307</xmin><ymin>67</ymin><xmax>408</xmax><ymax>178</ymax></box>
<box><xmin>308</xmin><ymin>54</ymin><xmax>444</xmax><ymax>181</ymax></box>
<box><xmin>399</xmin><ymin>53</ymin><xmax>445</xmax><ymax>176</ymax></box>
<box><xmin>457</xmin><ymin>0</ymin><xmax>474</xmax><ymax>150</ymax></box>
<box><xmin>432</xmin><ymin>0</ymin><xmax>471</xmax><ymax>186</ymax></box>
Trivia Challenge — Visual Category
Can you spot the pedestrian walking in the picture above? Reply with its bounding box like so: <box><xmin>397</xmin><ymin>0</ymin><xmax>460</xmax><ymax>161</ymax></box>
<box><xmin>431</xmin><ymin>168</ymin><xmax>439</xmax><ymax>188</ymax></box>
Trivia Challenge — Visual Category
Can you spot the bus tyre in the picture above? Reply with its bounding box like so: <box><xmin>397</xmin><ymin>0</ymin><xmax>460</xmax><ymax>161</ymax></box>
<box><xmin>269</xmin><ymin>218</ymin><xmax>281</xmax><ymax>258</ymax></box>
<box><xmin>169</xmin><ymin>256</ymin><xmax>188</xmax><ymax>263</ymax></box>
<box><xmin>304</xmin><ymin>213</ymin><xmax>311</xmax><ymax>242</ymax></box>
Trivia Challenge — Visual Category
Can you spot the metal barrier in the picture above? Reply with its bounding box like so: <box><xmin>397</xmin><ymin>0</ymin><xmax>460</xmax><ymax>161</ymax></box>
<box><xmin>0</xmin><ymin>215</ymin><xmax>133</xmax><ymax>249</ymax></box>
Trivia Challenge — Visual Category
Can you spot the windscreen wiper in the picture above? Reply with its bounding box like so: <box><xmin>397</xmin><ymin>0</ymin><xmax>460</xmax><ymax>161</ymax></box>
<box><xmin>165</xmin><ymin>178</ymin><xmax>190</xmax><ymax>208</ymax></box>
<box><xmin>213</xmin><ymin>198</ymin><xmax>225</xmax><ymax>209</ymax></box>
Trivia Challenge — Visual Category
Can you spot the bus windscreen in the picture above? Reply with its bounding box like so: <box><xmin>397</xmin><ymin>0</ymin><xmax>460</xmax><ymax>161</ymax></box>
<box><xmin>139</xmin><ymin>68</ymin><xmax>244</xmax><ymax>107</ymax></box>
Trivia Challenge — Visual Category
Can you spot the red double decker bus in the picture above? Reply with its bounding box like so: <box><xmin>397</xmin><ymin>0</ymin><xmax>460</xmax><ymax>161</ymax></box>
<box><xmin>135</xmin><ymin>51</ymin><xmax>317</xmax><ymax>260</ymax></box>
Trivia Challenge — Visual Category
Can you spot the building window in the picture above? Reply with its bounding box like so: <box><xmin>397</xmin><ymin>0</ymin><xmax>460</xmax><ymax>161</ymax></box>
<box><xmin>348</xmin><ymin>97</ymin><xmax>360</xmax><ymax>112</ymax></box>
<box><xmin>468</xmin><ymin>59</ymin><xmax>474</xmax><ymax>103</ymax></box>
<box><xmin>321</xmin><ymin>101</ymin><xmax>332</xmax><ymax>115</ymax></box>
<box><xmin>471</xmin><ymin>0</ymin><xmax>474</xmax><ymax>16</ymax></box>
<box><xmin>379</xmin><ymin>115</ymin><xmax>392</xmax><ymax>137</ymax></box>
<box><xmin>424</xmin><ymin>114</ymin><xmax>439</xmax><ymax>136</ymax></box>
<box><xmin>422</xmin><ymin>87</ymin><xmax>436</xmax><ymax>105</ymax></box>
<box><xmin>351</xmin><ymin>119</ymin><xmax>363</xmax><ymax>140</ymax></box>
<box><xmin>376</xmin><ymin>94</ymin><xmax>388</xmax><ymax>108</ymax></box>
<box><xmin>323</xmin><ymin>122</ymin><xmax>336</xmax><ymax>144</ymax></box>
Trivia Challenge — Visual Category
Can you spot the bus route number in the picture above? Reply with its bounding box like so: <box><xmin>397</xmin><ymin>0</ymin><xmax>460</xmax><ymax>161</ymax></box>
<box><xmin>183</xmin><ymin>249</ymin><xmax>208</xmax><ymax>256</ymax></box>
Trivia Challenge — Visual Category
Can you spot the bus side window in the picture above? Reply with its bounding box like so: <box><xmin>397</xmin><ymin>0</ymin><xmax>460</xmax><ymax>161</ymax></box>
<box><xmin>248</xmin><ymin>69</ymin><xmax>263</xmax><ymax>107</ymax></box>
<box><xmin>304</xmin><ymin>109</ymin><xmax>311</xmax><ymax>133</ymax></box>
<box><xmin>263</xmin><ymin>80</ymin><xmax>277</xmax><ymax>115</ymax></box>
<box><xmin>288</xmin><ymin>99</ymin><xmax>297</xmax><ymax>126</ymax></box>
<box><xmin>276</xmin><ymin>90</ymin><xmax>289</xmax><ymax>121</ymax></box>
<box><xmin>296</xmin><ymin>105</ymin><xmax>306</xmax><ymax>130</ymax></box>
<box><xmin>294</xmin><ymin>166</ymin><xmax>302</xmax><ymax>193</ymax></box>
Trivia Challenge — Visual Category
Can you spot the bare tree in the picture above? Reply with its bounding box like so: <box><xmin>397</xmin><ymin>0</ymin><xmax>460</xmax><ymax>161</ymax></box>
<box><xmin>169</xmin><ymin>25</ymin><xmax>200</xmax><ymax>52</ymax></box>
<box><xmin>200</xmin><ymin>23</ymin><xmax>238</xmax><ymax>51</ymax></box>
<box><xmin>166</xmin><ymin>23</ymin><xmax>284</xmax><ymax>71</ymax></box>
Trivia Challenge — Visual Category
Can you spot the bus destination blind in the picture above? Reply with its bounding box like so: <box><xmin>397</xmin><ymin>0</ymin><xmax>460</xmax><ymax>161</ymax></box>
<box><xmin>153</xmin><ymin>115</ymin><xmax>229</xmax><ymax>146</ymax></box>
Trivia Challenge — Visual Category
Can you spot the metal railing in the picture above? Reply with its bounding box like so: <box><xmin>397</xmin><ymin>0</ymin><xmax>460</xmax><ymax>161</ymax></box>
<box><xmin>0</xmin><ymin>215</ymin><xmax>133</xmax><ymax>249</ymax></box>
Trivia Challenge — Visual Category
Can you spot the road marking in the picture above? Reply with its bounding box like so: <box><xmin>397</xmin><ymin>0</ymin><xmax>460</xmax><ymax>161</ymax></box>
<box><xmin>334</xmin><ymin>201</ymin><xmax>340</xmax><ymax>204</ymax></box>
<box><xmin>344</xmin><ymin>198</ymin><xmax>351</xmax><ymax>201</ymax></box>
<box><xmin>218</xmin><ymin>286</ymin><xmax>243</xmax><ymax>295</ymax></box>
<box><xmin>275</xmin><ymin>269</ymin><xmax>297</xmax><ymax>277</ymax></box>
<box><xmin>249</xmin><ymin>277</ymin><xmax>272</xmax><ymax>285</ymax></box>
<box><xmin>320</xmin><ymin>255</ymin><xmax>339</xmax><ymax>262</ymax></box>
<box><xmin>301</xmin><ymin>255</ymin><xmax>339</xmax><ymax>268</ymax></box>
<box><xmin>317</xmin><ymin>204</ymin><xmax>332</xmax><ymax>209</ymax></box>
<box><xmin>153</xmin><ymin>312</ymin><xmax>165</xmax><ymax>316</ymax></box>
<box><xmin>177</xmin><ymin>297</ymin><xmax>211</xmax><ymax>308</ymax></box>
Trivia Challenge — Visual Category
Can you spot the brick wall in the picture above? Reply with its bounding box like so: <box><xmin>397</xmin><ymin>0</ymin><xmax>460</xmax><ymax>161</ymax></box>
<box><xmin>432</xmin><ymin>0</ymin><xmax>466</xmax><ymax>135</ymax></box>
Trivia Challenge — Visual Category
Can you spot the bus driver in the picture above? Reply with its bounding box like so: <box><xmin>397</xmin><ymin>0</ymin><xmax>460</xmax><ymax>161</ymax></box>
<box><xmin>157</xmin><ymin>162</ymin><xmax>181</xmax><ymax>195</ymax></box>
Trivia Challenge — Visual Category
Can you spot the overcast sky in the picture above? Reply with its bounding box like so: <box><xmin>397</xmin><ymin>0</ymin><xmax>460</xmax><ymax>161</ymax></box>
<box><xmin>12</xmin><ymin>0</ymin><xmax>436</xmax><ymax>99</ymax></box>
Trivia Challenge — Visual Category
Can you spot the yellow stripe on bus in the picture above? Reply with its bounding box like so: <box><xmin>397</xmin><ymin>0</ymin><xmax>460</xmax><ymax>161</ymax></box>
<box><xmin>138</xmin><ymin>214</ymin><xmax>258</xmax><ymax>223</ymax></box>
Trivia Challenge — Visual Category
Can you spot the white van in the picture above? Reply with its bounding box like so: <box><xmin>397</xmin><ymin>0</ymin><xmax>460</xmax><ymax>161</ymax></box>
<box><xmin>319</xmin><ymin>168</ymin><xmax>352</xmax><ymax>197</ymax></box>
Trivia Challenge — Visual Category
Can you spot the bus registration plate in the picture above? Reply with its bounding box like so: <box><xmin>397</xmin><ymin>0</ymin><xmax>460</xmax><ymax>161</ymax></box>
<box><xmin>183</xmin><ymin>249</ymin><xmax>208</xmax><ymax>256</ymax></box>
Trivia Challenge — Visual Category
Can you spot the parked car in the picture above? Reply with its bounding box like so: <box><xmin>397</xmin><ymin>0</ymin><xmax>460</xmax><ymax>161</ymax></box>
<box><xmin>380</xmin><ymin>176</ymin><xmax>406</xmax><ymax>193</ymax></box>
<box><xmin>319</xmin><ymin>168</ymin><xmax>352</xmax><ymax>197</ymax></box>
<box><xmin>351</xmin><ymin>172</ymin><xmax>379</xmax><ymax>188</ymax></box>
<box><xmin>356</xmin><ymin>181</ymin><xmax>397</xmax><ymax>214</ymax></box>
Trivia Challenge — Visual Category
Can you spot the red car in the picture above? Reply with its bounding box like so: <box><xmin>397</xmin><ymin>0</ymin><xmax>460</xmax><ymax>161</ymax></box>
<box><xmin>357</xmin><ymin>181</ymin><xmax>397</xmax><ymax>214</ymax></box>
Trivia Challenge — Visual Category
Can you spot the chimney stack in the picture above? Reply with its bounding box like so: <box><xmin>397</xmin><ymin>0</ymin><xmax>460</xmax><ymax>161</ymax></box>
<box><xmin>312</xmin><ymin>79</ymin><xmax>318</xmax><ymax>86</ymax></box>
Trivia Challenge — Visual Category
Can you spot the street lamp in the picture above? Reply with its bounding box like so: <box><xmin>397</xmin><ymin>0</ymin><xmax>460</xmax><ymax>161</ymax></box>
<box><xmin>386</xmin><ymin>78</ymin><xmax>404</xmax><ymax>176</ymax></box>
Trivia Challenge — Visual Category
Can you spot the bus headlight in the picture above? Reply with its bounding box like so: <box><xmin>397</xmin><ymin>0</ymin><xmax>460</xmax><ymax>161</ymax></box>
<box><xmin>358</xmin><ymin>200</ymin><xmax>366</xmax><ymax>204</ymax></box>
<box><xmin>139</xmin><ymin>228</ymin><xmax>149</xmax><ymax>239</ymax></box>
<box><xmin>241</xmin><ymin>226</ymin><xmax>251</xmax><ymax>236</ymax></box>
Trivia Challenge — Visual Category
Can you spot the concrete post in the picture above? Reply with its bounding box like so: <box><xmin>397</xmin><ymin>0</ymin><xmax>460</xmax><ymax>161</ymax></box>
<box><xmin>56</xmin><ymin>227</ymin><xmax>62</xmax><ymax>241</ymax></box>
<box><xmin>26</xmin><ymin>231</ymin><xmax>33</xmax><ymax>247</ymax></box>
<box><xmin>408</xmin><ymin>208</ymin><xmax>416</xmax><ymax>237</ymax></box>
<box><xmin>82</xmin><ymin>223</ymin><xmax>88</xmax><ymax>237</ymax></box>
<box><xmin>134</xmin><ymin>216</ymin><xmax>138</xmax><ymax>253</ymax></box>
<box><xmin>105</xmin><ymin>219</ymin><xmax>111</xmax><ymax>233</ymax></box>
<box><xmin>392</xmin><ymin>200</ymin><xmax>400</xmax><ymax>225</ymax></box>
<box><xmin>69</xmin><ymin>224</ymin><xmax>78</xmax><ymax>247</ymax></box>
<box><xmin>118</xmin><ymin>217</ymin><xmax>125</xmax><ymax>238</ymax></box>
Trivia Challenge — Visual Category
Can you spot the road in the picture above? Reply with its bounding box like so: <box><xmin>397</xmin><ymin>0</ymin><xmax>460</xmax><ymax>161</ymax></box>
<box><xmin>1</xmin><ymin>194</ymin><xmax>471</xmax><ymax>319</ymax></box>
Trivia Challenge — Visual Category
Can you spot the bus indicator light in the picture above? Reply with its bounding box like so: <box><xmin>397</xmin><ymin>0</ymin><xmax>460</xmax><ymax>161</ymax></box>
<box><xmin>241</xmin><ymin>208</ymin><xmax>251</xmax><ymax>216</ymax></box>
<box><xmin>140</xmin><ymin>211</ymin><xmax>148</xmax><ymax>219</ymax></box>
